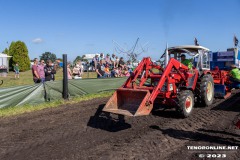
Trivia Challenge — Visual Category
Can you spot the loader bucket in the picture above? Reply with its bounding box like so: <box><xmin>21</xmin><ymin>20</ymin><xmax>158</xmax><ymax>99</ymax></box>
<box><xmin>102</xmin><ymin>88</ymin><xmax>153</xmax><ymax>116</ymax></box>
<box><xmin>214</xmin><ymin>84</ymin><xmax>226</xmax><ymax>98</ymax></box>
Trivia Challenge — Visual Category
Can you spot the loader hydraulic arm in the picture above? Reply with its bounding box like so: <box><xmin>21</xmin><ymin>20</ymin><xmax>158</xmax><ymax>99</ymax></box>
<box><xmin>123</xmin><ymin>57</ymin><xmax>159</xmax><ymax>88</ymax></box>
<box><xmin>147</xmin><ymin>58</ymin><xmax>188</xmax><ymax>105</ymax></box>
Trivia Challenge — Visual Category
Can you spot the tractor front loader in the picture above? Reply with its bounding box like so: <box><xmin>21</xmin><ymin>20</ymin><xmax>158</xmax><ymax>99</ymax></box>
<box><xmin>103</xmin><ymin>46</ymin><xmax>215</xmax><ymax>117</ymax></box>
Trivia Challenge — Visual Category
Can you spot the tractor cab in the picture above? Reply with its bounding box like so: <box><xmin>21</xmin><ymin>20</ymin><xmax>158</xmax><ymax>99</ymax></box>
<box><xmin>166</xmin><ymin>45</ymin><xmax>210</xmax><ymax>72</ymax></box>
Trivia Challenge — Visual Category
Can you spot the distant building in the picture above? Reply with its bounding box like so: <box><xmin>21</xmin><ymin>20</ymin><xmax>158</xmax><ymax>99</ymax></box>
<box><xmin>0</xmin><ymin>53</ymin><xmax>12</xmax><ymax>72</ymax></box>
<box><xmin>83</xmin><ymin>53</ymin><xmax>104</xmax><ymax>61</ymax></box>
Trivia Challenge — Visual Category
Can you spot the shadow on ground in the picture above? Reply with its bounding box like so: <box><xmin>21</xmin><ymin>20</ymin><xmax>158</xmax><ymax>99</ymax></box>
<box><xmin>87</xmin><ymin>104</ymin><xmax>131</xmax><ymax>132</ymax></box>
<box><xmin>151</xmin><ymin>108</ymin><xmax>183</xmax><ymax>119</ymax></box>
<box><xmin>150</xmin><ymin>125</ymin><xmax>240</xmax><ymax>146</ymax></box>
<box><xmin>211</xmin><ymin>92</ymin><xmax>240</xmax><ymax>112</ymax></box>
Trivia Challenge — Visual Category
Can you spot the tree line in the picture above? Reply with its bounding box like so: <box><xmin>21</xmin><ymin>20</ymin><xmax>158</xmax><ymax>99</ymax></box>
<box><xmin>2</xmin><ymin>40</ymin><xmax>101</xmax><ymax>72</ymax></box>
<box><xmin>2</xmin><ymin>41</ymin><xmax>59</xmax><ymax>71</ymax></box>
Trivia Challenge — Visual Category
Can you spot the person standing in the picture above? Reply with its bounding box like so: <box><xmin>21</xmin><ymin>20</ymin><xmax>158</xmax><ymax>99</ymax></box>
<box><xmin>44</xmin><ymin>60</ymin><xmax>56</xmax><ymax>81</ymax></box>
<box><xmin>99</xmin><ymin>53</ymin><xmax>104</xmax><ymax>61</ymax></box>
<box><xmin>111</xmin><ymin>54</ymin><xmax>116</xmax><ymax>68</ymax></box>
<box><xmin>104</xmin><ymin>54</ymin><xmax>112</xmax><ymax>65</ymax></box>
<box><xmin>67</xmin><ymin>63</ymin><xmax>72</xmax><ymax>79</ymax></box>
<box><xmin>91</xmin><ymin>54</ymin><xmax>99</xmax><ymax>71</ymax></box>
<box><xmin>14</xmin><ymin>63</ymin><xmax>20</xmax><ymax>79</ymax></box>
<box><xmin>229</xmin><ymin>64</ymin><xmax>240</xmax><ymax>82</ymax></box>
<box><xmin>32</xmin><ymin>58</ymin><xmax>40</xmax><ymax>83</ymax></box>
<box><xmin>37</xmin><ymin>60</ymin><xmax>45</xmax><ymax>83</ymax></box>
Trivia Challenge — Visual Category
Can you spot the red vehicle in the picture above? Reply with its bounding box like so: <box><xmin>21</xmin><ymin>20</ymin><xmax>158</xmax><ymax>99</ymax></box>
<box><xmin>103</xmin><ymin>45</ymin><xmax>217</xmax><ymax>117</ymax></box>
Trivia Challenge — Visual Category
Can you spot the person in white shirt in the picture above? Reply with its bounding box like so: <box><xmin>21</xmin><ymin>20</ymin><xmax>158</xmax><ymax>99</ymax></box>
<box><xmin>73</xmin><ymin>61</ymin><xmax>84</xmax><ymax>79</ymax></box>
<box><xmin>115</xmin><ymin>56</ymin><xmax>119</xmax><ymax>68</ymax></box>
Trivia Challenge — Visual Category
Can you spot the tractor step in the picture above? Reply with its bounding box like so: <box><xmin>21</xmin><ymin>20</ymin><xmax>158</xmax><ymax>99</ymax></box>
<box><xmin>102</xmin><ymin>88</ymin><xmax>153</xmax><ymax>116</ymax></box>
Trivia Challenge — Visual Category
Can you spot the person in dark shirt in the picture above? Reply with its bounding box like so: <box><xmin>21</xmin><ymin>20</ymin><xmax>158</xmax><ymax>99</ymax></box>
<box><xmin>44</xmin><ymin>60</ymin><xmax>56</xmax><ymax>81</ymax></box>
<box><xmin>118</xmin><ymin>57</ymin><xmax>126</xmax><ymax>69</ymax></box>
<box><xmin>14</xmin><ymin>63</ymin><xmax>20</xmax><ymax>79</ymax></box>
<box><xmin>91</xmin><ymin>54</ymin><xmax>99</xmax><ymax>71</ymax></box>
<box><xmin>96</xmin><ymin>60</ymin><xmax>107</xmax><ymax>78</ymax></box>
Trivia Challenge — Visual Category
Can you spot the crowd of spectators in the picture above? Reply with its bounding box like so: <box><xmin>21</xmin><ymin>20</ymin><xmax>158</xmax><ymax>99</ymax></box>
<box><xmin>91</xmin><ymin>53</ymin><xmax>133</xmax><ymax>78</ymax></box>
<box><xmin>31</xmin><ymin>53</ymin><xmax>135</xmax><ymax>81</ymax></box>
<box><xmin>31</xmin><ymin>58</ymin><xmax>57</xmax><ymax>83</ymax></box>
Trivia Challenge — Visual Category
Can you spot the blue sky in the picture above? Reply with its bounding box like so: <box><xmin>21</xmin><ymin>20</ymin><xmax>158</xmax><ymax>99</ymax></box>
<box><xmin>0</xmin><ymin>0</ymin><xmax>240</xmax><ymax>61</ymax></box>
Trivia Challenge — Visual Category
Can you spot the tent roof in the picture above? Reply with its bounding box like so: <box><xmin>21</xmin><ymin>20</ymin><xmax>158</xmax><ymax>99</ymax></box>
<box><xmin>0</xmin><ymin>53</ymin><xmax>12</xmax><ymax>58</ymax></box>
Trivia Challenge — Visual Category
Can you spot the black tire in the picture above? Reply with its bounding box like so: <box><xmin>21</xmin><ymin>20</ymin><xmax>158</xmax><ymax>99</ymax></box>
<box><xmin>177</xmin><ymin>90</ymin><xmax>194</xmax><ymax>118</ymax></box>
<box><xmin>200</xmin><ymin>74</ymin><xmax>214</xmax><ymax>106</ymax></box>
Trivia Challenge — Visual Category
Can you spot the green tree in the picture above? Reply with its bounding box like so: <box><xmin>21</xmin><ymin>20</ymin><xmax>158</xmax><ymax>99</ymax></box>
<box><xmin>2</xmin><ymin>48</ymin><xmax>9</xmax><ymax>55</ymax></box>
<box><xmin>9</xmin><ymin>41</ymin><xmax>30</xmax><ymax>71</ymax></box>
<box><xmin>73</xmin><ymin>56</ymin><xmax>82</xmax><ymax>65</ymax></box>
<box><xmin>73</xmin><ymin>55</ymin><xmax>87</xmax><ymax>65</ymax></box>
<box><xmin>57</xmin><ymin>58</ymin><xmax>63</xmax><ymax>62</ymax></box>
<box><xmin>40</xmin><ymin>52</ymin><xmax>57</xmax><ymax>63</ymax></box>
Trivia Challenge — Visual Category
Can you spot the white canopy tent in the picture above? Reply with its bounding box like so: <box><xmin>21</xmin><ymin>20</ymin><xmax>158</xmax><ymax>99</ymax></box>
<box><xmin>0</xmin><ymin>53</ymin><xmax>12</xmax><ymax>72</ymax></box>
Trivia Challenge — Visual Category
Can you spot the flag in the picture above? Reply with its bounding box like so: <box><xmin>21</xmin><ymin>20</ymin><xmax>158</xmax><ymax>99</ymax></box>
<box><xmin>234</xmin><ymin>35</ymin><xmax>238</xmax><ymax>47</ymax></box>
<box><xmin>194</xmin><ymin>37</ymin><xmax>199</xmax><ymax>46</ymax></box>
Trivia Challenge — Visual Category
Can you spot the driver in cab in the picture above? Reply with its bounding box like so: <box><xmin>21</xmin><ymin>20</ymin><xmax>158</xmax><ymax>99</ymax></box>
<box><xmin>180</xmin><ymin>54</ymin><xmax>190</xmax><ymax>66</ymax></box>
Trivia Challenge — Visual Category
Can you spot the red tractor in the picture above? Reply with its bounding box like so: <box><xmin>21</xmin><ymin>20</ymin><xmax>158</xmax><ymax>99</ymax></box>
<box><xmin>103</xmin><ymin>45</ymin><xmax>216</xmax><ymax>117</ymax></box>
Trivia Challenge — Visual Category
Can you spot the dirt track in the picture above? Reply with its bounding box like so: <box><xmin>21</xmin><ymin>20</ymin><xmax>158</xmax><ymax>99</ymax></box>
<box><xmin>0</xmin><ymin>91</ymin><xmax>240</xmax><ymax>160</ymax></box>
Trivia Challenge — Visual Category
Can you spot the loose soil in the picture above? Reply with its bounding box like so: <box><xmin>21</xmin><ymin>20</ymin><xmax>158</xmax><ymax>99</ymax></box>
<box><xmin>0</xmin><ymin>91</ymin><xmax>239</xmax><ymax>160</ymax></box>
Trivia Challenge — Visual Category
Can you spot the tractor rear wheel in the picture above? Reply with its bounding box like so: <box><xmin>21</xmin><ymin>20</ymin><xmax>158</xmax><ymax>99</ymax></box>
<box><xmin>177</xmin><ymin>90</ymin><xmax>194</xmax><ymax>118</ymax></box>
<box><xmin>200</xmin><ymin>74</ymin><xmax>214</xmax><ymax>106</ymax></box>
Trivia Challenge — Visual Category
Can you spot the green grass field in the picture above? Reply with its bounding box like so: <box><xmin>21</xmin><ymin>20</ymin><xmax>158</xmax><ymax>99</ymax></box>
<box><xmin>0</xmin><ymin>69</ymin><xmax>97</xmax><ymax>88</ymax></box>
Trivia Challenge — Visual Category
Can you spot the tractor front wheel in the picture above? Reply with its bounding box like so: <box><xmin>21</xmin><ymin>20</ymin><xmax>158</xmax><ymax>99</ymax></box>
<box><xmin>200</xmin><ymin>74</ymin><xmax>214</xmax><ymax>106</ymax></box>
<box><xmin>177</xmin><ymin>90</ymin><xmax>194</xmax><ymax>118</ymax></box>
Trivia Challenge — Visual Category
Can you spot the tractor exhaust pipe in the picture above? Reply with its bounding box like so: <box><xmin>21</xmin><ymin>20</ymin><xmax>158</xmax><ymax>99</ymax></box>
<box><xmin>164</xmin><ymin>43</ymin><xmax>169</xmax><ymax>68</ymax></box>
